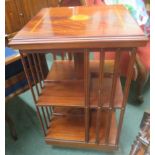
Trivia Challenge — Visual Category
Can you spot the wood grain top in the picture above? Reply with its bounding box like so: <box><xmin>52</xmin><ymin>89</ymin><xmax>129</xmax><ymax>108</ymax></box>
<box><xmin>9</xmin><ymin>5</ymin><xmax>148</xmax><ymax>49</ymax></box>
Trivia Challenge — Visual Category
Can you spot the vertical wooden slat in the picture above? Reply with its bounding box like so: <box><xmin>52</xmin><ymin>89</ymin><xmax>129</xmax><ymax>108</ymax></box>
<box><xmin>48</xmin><ymin>107</ymin><xmax>52</xmax><ymax>120</ymax></box>
<box><xmin>80</xmin><ymin>0</ymin><xmax>87</xmax><ymax>5</ymax></box>
<box><xmin>74</xmin><ymin>53</ymin><xmax>84</xmax><ymax>79</ymax></box>
<box><xmin>32</xmin><ymin>53</ymin><xmax>43</xmax><ymax>89</ymax></box>
<box><xmin>61</xmin><ymin>52</ymin><xmax>65</xmax><ymax>60</ymax></box>
<box><xmin>68</xmin><ymin>53</ymin><xmax>72</xmax><ymax>60</ymax></box>
<box><xmin>20</xmin><ymin>51</ymin><xmax>37</xmax><ymax>103</ymax></box>
<box><xmin>37</xmin><ymin>53</ymin><xmax>45</xmax><ymax>83</ymax></box>
<box><xmin>96</xmin><ymin>50</ymin><xmax>105</xmax><ymax>144</ymax></box>
<box><xmin>115</xmin><ymin>48</ymin><xmax>136</xmax><ymax>145</ymax></box>
<box><xmin>50</xmin><ymin>107</ymin><xmax>53</xmax><ymax>114</ymax></box>
<box><xmin>41</xmin><ymin>107</ymin><xmax>48</xmax><ymax>129</ymax></box>
<box><xmin>52</xmin><ymin>52</ymin><xmax>56</xmax><ymax>60</ymax></box>
<box><xmin>105</xmin><ymin>50</ymin><xmax>121</xmax><ymax>144</ymax></box>
<box><xmin>27</xmin><ymin>54</ymin><xmax>40</xmax><ymax>96</ymax></box>
<box><xmin>84</xmin><ymin>49</ymin><xmax>90</xmax><ymax>143</ymax></box>
<box><xmin>109</xmin><ymin>50</ymin><xmax>121</xmax><ymax>108</ymax></box>
<box><xmin>36</xmin><ymin>106</ymin><xmax>46</xmax><ymax>136</ymax></box>
<box><xmin>46</xmin><ymin>107</ymin><xmax>51</xmax><ymax>122</ymax></box>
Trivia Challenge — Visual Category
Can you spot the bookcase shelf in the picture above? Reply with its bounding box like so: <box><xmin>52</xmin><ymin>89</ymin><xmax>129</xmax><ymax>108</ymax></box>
<box><xmin>45</xmin><ymin>60</ymin><xmax>114</xmax><ymax>82</ymax></box>
<box><xmin>37</xmin><ymin>60</ymin><xmax>123</xmax><ymax>109</ymax></box>
<box><xmin>45</xmin><ymin>109</ymin><xmax>117</xmax><ymax>146</ymax></box>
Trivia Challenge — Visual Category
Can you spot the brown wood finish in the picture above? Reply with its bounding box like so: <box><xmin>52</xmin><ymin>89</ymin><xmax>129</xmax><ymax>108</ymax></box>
<box><xmin>9</xmin><ymin>5</ymin><xmax>147</xmax><ymax>49</ymax></box>
<box><xmin>9</xmin><ymin>5</ymin><xmax>148</xmax><ymax>151</ymax></box>
<box><xmin>37</xmin><ymin>77</ymin><xmax>123</xmax><ymax>108</ymax></box>
<box><xmin>74</xmin><ymin>52</ymin><xmax>84</xmax><ymax>79</ymax></box>
<box><xmin>45</xmin><ymin>110</ymin><xmax>117</xmax><ymax>144</ymax></box>
<box><xmin>45</xmin><ymin>60</ymin><xmax>114</xmax><ymax>82</ymax></box>
<box><xmin>115</xmin><ymin>50</ymin><xmax>137</xmax><ymax>145</ymax></box>
<box><xmin>96</xmin><ymin>50</ymin><xmax>105</xmax><ymax>144</ymax></box>
<box><xmin>84</xmin><ymin>50</ymin><xmax>90</xmax><ymax>142</ymax></box>
<box><xmin>5</xmin><ymin>0</ymin><xmax>23</xmax><ymax>34</ymax></box>
<box><xmin>105</xmin><ymin>51</ymin><xmax>121</xmax><ymax>144</ymax></box>
<box><xmin>5</xmin><ymin>0</ymin><xmax>59</xmax><ymax>34</ymax></box>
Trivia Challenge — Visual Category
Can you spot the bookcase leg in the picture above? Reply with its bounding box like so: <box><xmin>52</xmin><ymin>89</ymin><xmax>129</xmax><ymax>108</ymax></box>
<box><xmin>84</xmin><ymin>49</ymin><xmax>90</xmax><ymax>143</ymax></box>
<box><xmin>116</xmin><ymin>49</ymin><xmax>136</xmax><ymax>145</ymax></box>
<box><xmin>36</xmin><ymin>106</ymin><xmax>46</xmax><ymax>136</ymax></box>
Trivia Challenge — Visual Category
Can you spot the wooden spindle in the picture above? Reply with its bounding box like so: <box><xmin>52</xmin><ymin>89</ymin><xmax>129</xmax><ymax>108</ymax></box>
<box><xmin>37</xmin><ymin>53</ymin><xmax>45</xmax><ymax>84</ymax></box>
<box><xmin>115</xmin><ymin>48</ymin><xmax>136</xmax><ymax>145</ymax></box>
<box><xmin>105</xmin><ymin>50</ymin><xmax>121</xmax><ymax>144</ymax></box>
<box><xmin>41</xmin><ymin>107</ymin><xmax>48</xmax><ymax>129</ymax></box>
<box><xmin>46</xmin><ymin>107</ymin><xmax>51</xmax><ymax>122</ymax></box>
<box><xmin>27</xmin><ymin>54</ymin><xmax>40</xmax><ymax>96</ymax></box>
<box><xmin>20</xmin><ymin>51</ymin><xmax>37</xmax><ymax>103</ymax></box>
<box><xmin>61</xmin><ymin>52</ymin><xmax>65</xmax><ymax>60</ymax></box>
<box><xmin>68</xmin><ymin>53</ymin><xmax>72</xmax><ymax>60</ymax></box>
<box><xmin>96</xmin><ymin>50</ymin><xmax>105</xmax><ymax>144</ymax></box>
<box><xmin>36</xmin><ymin>106</ymin><xmax>46</xmax><ymax>136</ymax></box>
<box><xmin>50</xmin><ymin>107</ymin><xmax>53</xmax><ymax>114</ymax></box>
<box><xmin>32</xmin><ymin>53</ymin><xmax>43</xmax><ymax>89</ymax></box>
<box><xmin>84</xmin><ymin>49</ymin><xmax>90</xmax><ymax>143</ymax></box>
<box><xmin>48</xmin><ymin>107</ymin><xmax>52</xmax><ymax>120</ymax></box>
<box><xmin>52</xmin><ymin>52</ymin><xmax>56</xmax><ymax>60</ymax></box>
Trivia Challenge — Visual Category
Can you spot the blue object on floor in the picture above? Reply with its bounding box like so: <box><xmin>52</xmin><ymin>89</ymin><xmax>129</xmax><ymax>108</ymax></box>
<box><xmin>5</xmin><ymin>47</ymin><xmax>19</xmax><ymax>58</ymax></box>
<box><xmin>5</xmin><ymin>47</ymin><xmax>28</xmax><ymax>97</ymax></box>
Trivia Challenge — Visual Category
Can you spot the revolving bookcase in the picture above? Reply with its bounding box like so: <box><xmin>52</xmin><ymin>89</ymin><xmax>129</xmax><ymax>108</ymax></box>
<box><xmin>9</xmin><ymin>5</ymin><xmax>147</xmax><ymax>151</ymax></box>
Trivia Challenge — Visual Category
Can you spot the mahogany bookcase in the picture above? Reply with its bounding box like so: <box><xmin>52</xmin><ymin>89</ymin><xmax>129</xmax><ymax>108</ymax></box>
<box><xmin>9</xmin><ymin>5</ymin><xmax>147</xmax><ymax>151</ymax></box>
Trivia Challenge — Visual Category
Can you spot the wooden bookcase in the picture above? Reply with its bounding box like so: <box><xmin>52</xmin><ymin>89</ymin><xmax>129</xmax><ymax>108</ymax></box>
<box><xmin>9</xmin><ymin>5</ymin><xmax>148</xmax><ymax>151</ymax></box>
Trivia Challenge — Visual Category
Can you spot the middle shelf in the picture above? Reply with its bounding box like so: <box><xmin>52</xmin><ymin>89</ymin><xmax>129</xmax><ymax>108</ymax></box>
<box><xmin>37</xmin><ymin>60</ymin><xmax>123</xmax><ymax>108</ymax></box>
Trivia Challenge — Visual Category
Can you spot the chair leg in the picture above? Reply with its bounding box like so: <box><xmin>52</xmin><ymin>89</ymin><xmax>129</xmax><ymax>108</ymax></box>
<box><xmin>6</xmin><ymin>113</ymin><xmax>18</xmax><ymax>140</ymax></box>
<box><xmin>135</xmin><ymin>55</ymin><xmax>148</xmax><ymax>104</ymax></box>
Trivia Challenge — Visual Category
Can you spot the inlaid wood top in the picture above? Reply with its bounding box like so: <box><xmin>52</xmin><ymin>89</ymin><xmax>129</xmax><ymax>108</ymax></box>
<box><xmin>9</xmin><ymin>5</ymin><xmax>148</xmax><ymax>50</ymax></box>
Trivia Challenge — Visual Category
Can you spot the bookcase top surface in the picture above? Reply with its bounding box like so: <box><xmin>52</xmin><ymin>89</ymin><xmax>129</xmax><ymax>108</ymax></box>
<box><xmin>10</xmin><ymin>5</ymin><xmax>147</xmax><ymax>49</ymax></box>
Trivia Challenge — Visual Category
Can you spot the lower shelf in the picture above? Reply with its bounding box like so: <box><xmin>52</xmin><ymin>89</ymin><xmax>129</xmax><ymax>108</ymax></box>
<box><xmin>45</xmin><ymin>109</ymin><xmax>118</xmax><ymax>149</ymax></box>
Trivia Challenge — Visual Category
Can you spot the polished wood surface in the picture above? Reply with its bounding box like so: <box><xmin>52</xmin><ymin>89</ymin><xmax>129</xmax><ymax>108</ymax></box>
<box><xmin>37</xmin><ymin>60</ymin><xmax>123</xmax><ymax>108</ymax></box>
<box><xmin>37</xmin><ymin>77</ymin><xmax>123</xmax><ymax>108</ymax></box>
<box><xmin>45</xmin><ymin>60</ymin><xmax>114</xmax><ymax>82</ymax></box>
<box><xmin>9</xmin><ymin>5</ymin><xmax>147</xmax><ymax>49</ymax></box>
<box><xmin>46</xmin><ymin>109</ymin><xmax>117</xmax><ymax>144</ymax></box>
<box><xmin>18</xmin><ymin>49</ymin><xmax>137</xmax><ymax>150</ymax></box>
<box><xmin>11</xmin><ymin>5</ymin><xmax>148</xmax><ymax>151</ymax></box>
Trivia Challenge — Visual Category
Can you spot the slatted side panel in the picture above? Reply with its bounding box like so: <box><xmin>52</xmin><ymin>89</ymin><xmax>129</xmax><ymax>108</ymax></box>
<box><xmin>115</xmin><ymin>48</ymin><xmax>136</xmax><ymax>145</ymax></box>
<box><xmin>104</xmin><ymin>49</ymin><xmax>121</xmax><ymax>144</ymax></box>
<box><xmin>37</xmin><ymin>106</ymin><xmax>53</xmax><ymax>135</ymax></box>
<box><xmin>94</xmin><ymin>48</ymin><xmax>135</xmax><ymax>146</ymax></box>
<box><xmin>20</xmin><ymin>51</ymin><xmax>50</xmax><ymax>136</ymax></box>
<box><xmin>20</xmin><ymin>52</ymin><xmax>37</xmax><ymax>103</ymax></box>
<box><xmin>51</xmin><ymin>52</ymin><xmax>73</xmax><ymax>61</ymax></box>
